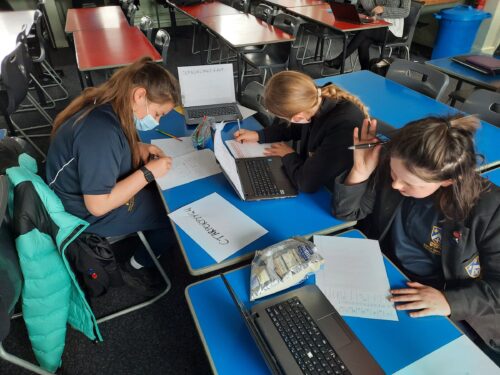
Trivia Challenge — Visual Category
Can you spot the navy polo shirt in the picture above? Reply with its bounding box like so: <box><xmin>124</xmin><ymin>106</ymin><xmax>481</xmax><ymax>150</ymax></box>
<box><xmin>46</xmin><ymin>105</ymin><xmax>134</xmax><ymax>227</ymax></box>
<box><xmin>390</xmin><ymin>196</ymin><xmax>445</xmax><ymax>288</ymax></box>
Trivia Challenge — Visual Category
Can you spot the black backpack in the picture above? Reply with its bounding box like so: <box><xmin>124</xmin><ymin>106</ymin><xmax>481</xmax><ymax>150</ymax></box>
<box><xmin>66</xmin><ymin>234</ymin><xmax>123</xmax><ymax>298</ymax></box>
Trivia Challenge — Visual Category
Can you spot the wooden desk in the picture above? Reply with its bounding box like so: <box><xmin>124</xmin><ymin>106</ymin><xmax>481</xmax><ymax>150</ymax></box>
<box><xmin>262</xmin><ymin>0</ymin><xmax>325</xmax><ymax>9</ymax></box>
<box><xmin>287</xmin><ymin>4</ymin><xmax>390</xmax><ymax>72</ymax></box>
<box><xmin>65</xmin><ymin>5</ymin><xmax>129</xmax><ymax>33</ymax></box>
<box><xmin>0</xmin><ymin>10</ymin><xmax>35</xmax><ymax>75</ymax></box>
<box><xmin>74</xmin><ymin>27</ymin><xmax>161</xmax><ymax>86</ymax></box>
<box><xmin>177</xmin><ymin>1</ymin><xmax>242</xmax><ymax>19</ymax></box>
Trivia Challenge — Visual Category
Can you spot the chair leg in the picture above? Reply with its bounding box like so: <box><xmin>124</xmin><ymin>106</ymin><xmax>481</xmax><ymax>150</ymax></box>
<box><xmin>96</xmin><ymin>231</ymin><xmax>171</xmax><ymax>324</ymax></box>
<box><xmin>8</xmin><ymin>117</ymin><xmax>47</xmax><ymax>160</ymax></box>
<box><xmin>0</xmin><ymin>342</ymin><xmax>52</xmax><ymax>375</ymax></box>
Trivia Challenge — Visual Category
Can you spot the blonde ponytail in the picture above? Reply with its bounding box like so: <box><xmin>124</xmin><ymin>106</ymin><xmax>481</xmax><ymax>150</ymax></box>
<box><xmin>320</xmin><ymin>85</ymin><xmax>369</xmax><ymax>119</ymax></box>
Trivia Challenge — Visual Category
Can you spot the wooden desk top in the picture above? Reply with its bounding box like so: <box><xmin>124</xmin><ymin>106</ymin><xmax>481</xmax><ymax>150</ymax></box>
<box><xmin>287</xmin><ymin>4</ymin><xmax>391</xmax><ymax>32</ymax></box>
<box><xmin>65</xmin><ymin>5</ymin><xmax>128</xmax><ymax>33</ymax></box>
<box><xmin>199</xmin><ymin>13</ymin><xmax>294</xmax><ymax>48</ymax></box>
<box><xmin>0</xmin><ymin>10</ymin><xmax>35</xmax><ymax>75</ymax></box>
<box><xmin>178</xmin><ymin>2</ymin><xmax>242</xmax><ymax>19</ymax></box>
<box><xmin>74</xmin><ymin>27</ymin><xmax>161</xmax><ymax>71</ymax></box>
<box><xmin>263</xmin><ymin>0</ymin><xmax>325</xmax><ymax>9</ymax></box>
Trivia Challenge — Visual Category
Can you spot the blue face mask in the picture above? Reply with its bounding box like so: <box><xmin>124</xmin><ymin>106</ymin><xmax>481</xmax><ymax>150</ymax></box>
<box><xmin>134</xmin><ymin>99</ymin><xmax>159</xmax><ymax>131</ymax></box>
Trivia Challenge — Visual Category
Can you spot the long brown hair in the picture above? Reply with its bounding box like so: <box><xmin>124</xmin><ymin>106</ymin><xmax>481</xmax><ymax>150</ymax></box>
<box><xmin>263</xmin><ymin>70</ymin><xmax>369</xmax><ymax>119</ymax></box>
<box><xmin>52</xmin><ymin>57</ymin><xmax>180</xmax><ymax>167</ymax></box>
<box><xmin>387</xmin><ymin>114</ymin><xmax>489</xmax><ymax>221</ymax></box>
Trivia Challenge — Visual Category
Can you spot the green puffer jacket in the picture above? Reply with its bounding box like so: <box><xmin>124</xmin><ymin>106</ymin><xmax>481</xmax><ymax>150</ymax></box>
<box><xmin>6</xmin><ymin>154</ymin><xmax>102</xmax><ymax>372</ymax></box>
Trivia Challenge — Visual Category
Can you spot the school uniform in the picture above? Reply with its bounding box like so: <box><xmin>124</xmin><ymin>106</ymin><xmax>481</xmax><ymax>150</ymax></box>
<box><xmin>257</xmin><ymin>97</ymin><xmax>365</xmax><ymax>193</ymax></box>
<box><xmin>46</xmin><ymin>104</ymin><xmax>172</xmax><ymax>265</ymax></box>
<box><xmin>332</xmin><ymin>165</ymin><xmax>500</xmax><ymax>351</ymax></box>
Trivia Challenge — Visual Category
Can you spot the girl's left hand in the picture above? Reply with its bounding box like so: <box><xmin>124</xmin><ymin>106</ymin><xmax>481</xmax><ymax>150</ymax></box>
<box><xmin>138</xmin><ymin>142</ymin><xmax>166</xmax><ymax>163</ymax></box>
<box><xmin>264</xmin><ymin>142</ymin><xmax>294</xmax><ymax>157</ymax></box>
<box><xmin>372</xmin><ymin>5</ymin><xmax>384</xmax><ymax>14</ymax></box>
<box><xmin>390</xmin><ymin>281</ymin><xmax>451</xmax><ymax>317</ymax></box>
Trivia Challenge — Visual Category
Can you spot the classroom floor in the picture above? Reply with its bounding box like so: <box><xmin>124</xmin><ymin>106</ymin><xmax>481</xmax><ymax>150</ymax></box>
<box><xmin>0</xmin><ymin>23</ymin><xmax>476</xmax><ymax>375</ymax></box>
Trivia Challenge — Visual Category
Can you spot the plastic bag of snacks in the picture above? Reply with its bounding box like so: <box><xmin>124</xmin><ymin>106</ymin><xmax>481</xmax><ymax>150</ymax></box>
<box><xmin>250</xmin><ymin>238</ymin><xmax>324</xmax><ymax>301</ymax></box>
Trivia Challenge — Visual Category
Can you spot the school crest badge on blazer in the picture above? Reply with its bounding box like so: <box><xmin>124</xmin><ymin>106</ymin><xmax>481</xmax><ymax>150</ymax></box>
<box><xmin>424</xmin><ymin>226</ymin><xmax>442</xmax><ymax>255</ymax></box>
<box><xmin>465</xmin><ymin>255</ymin><xmax>481</xmax><ymax>278</ymax></box>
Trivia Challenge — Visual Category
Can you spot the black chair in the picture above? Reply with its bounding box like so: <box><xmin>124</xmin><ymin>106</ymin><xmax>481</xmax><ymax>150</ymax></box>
<box><xmin>139</xmin><ymin>15</ymin><xmax>154</xmax><ymax>42</ymax></box>
<box><xmin>386</xmin><ymin>58</ymin><xmax>450</xmax><ymax>101</ymax></box>
<box><xmin>240</xmin><ymin>81</ymin><xmax>276</xmax><ymax>127</ymax></box>
<box><xmin>462</xmin><ymin>89</ymin><xmax>500</xmax><ymax>127</ymax></box>
<box><xmin>252</xmin><ymin>3</ymin><xmax>274</xmax><ymax>23</ymax></box>
<box><xmin>375</xmin><ymin>0</ymin><xmax>424</xmax><ymax>59</ymax></box>
<box><xmin>0</xmin><ymin>43</ymin><xmax>48</xmax><ymax>159</ymax></box>
<box><xmin>232</xmin><ymin>0</ymin><xmax>251</xmax><ymax>13</ymax></box>
<box><xmin>241</xmin><ymin>13</ymin><xmax>300</xmax><ymax>84</ymax></box>
<box><xmin>154</xmin><ymin>28</ymin><xmax>171</xmax><ymax>67</ymax></box>
<box><xmin>0</xmin><ymin>175</ymin><xmax>52</xmax><ymax>374</ymax></box>
<box><xmin>127</xmin><ymin>3</ymin><xmax>138</xmax><ymax>26</ymax></box>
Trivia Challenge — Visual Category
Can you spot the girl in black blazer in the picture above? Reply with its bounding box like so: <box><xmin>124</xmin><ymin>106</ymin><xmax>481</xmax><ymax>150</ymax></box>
<box><xmin>332</xmin><ymin>114</ymin><xmax>500</xmax><ymax>355</ymax></box>
<box><xmin>234</xmin><ymin>70</ymin><xmax>367</xmax><ymax>193</ymax></box>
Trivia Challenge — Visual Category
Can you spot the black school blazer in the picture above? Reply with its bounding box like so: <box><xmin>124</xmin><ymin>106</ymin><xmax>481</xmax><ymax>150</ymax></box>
<box><xmin>332</xmin><ymin>167</ymin><xmax>500</xmax><ymax>351</ymax></box>
<box><xmin>257</xmin><ymin>97</ymin><xmax>364</xmax><ymax>193</ymax></box>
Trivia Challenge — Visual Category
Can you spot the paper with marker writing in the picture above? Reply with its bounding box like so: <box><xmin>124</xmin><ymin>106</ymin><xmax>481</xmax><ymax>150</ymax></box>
<box><xmin>213</xmin><ymin>122</ymin><xmax>245</xmax><ymax>199</ymax></box>
<box><xmin>168</xmin><ymin>193</ymin><xmax>268</xmax><ymax>262</ymax></box>
<box><xmin>225</xmin><ymin>139</ymin><xmax>274</xmax><ymax>158</ymax></box>
<box><xmin>394</xmin><ymin>335</ymin><xmax>499</xmax><ymax>374</ymax></box>
<box><xmin>152</xmin><ymin>137</ymin><xmax>195</xmax><ymax>158</ymax></box>
<box><xmin>314</xmin><ymin>235</ymin><xmax>398</xmax><ymax>321</ymax></box>
<box><xmin>155</xmin><ymin>149</ymin><xmax>221</xmax><ymax>190</ymax></box>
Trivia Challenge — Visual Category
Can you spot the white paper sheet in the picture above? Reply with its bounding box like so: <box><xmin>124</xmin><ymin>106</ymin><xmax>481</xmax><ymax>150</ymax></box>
<box><xmin>155</xmin><ymin>149</ymin><xmax>221</xmax><ymax>190</ymax></box>
<box><xmin>168</xmin><ymin>193</ymin><xmax>268</xmax><ymax>263</ymax></box>
<box><xmin>237</xmin><ymin>104</ymin><xmax>257</xmax><ymax>120</ymax></box>
<box><xmin>225</xmin><ymin>139</ymin><xmax>274</xmax><ymax>158</ymax></box>
<box><xmin>213</xmin><ymin>122</ymin><xmax>245</xmax><ymax>199</ymax></box>
<box><xmin>152</xmin><ymin>137</ymin><xmax>195</xmax><ymax>158</ymax></box>
<box><xmin>394</xmin><ymin>335</ymin><xmax>500</xmax><ymax>375</ymax></box>
<box><xmin>314</xmin><ymin>235</ymin><xmax>398</xmax><ymax>321</ymax></box>
<box><xmin>178</xmin><ymin>64</ymin><xmax>236</xmax><ymax>107</ymax></box>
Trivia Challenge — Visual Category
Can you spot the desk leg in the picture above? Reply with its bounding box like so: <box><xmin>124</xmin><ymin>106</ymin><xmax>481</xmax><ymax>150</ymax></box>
<box><xmin>236</xmin><ymin>51</ymin><xmax>242</xmax><ymax>100</ymax></box>
<box><xmin>77</xmin><ymin>69</ymin><xmax>85</xmax><ymax>90</ymax></box>
<box><xmin>380</xmin><ymin>28</ymin><xmax>389</xmax><ymax>58</ymax></box>
<box><xmin>84</xmin><ymin>71</ymin><xmax>94</xmax><ymax>88</ymax></box>
<box><xmin>155</xmin><ymin>0</ymin><xmax>161</xmax><ymax>27</ymax></box>
<box><xmin>169</xmin><ymin>5</ymin><xmax>177</xmax><ymax>36</ymax></box>
<box><xmin>450</xmin><ymin>79</ymin><xmax>463</xmax><ymax>107</ymax></box>
<box><xmin>340</xmin><ymin>33</ymin><xmax>348</xmax><ymax>74</ymax></box>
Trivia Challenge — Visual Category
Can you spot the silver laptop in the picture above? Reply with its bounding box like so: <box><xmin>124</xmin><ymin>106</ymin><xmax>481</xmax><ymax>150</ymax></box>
<box><xmin>178</xmin><ymin>64</ymin><xmax>243</xmax><ymax>125</ymax></box>
<box><xmin>214</xmin><ymin>124</ymin><xmax>297</xmax><ymax>201</ymax></box>
<box><xmin>222</xmin><ymin>274</ymin><xmax>384</xmax><ymax>375</ymax></box>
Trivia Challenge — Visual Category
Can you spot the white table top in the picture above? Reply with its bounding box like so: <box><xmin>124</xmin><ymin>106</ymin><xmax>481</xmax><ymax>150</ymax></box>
<box><xmin>0</xmin><ymin>10</ymin><xmax>36</xmax><ymax>75</ymax></box>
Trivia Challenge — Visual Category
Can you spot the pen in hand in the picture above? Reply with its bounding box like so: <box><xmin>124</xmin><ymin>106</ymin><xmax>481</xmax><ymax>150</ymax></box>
<box><xmin>348</xmin><ymin>141</ymin><xmax>388</xmax><ymax>150</ymax></box>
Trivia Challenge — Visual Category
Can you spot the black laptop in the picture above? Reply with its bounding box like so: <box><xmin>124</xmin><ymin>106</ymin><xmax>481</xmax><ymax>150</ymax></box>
<box><xmin>222</xmin><ymin>274</ymin><xmax>385</xmax><ymax>375</ymax></box>
<box><xmin>329</xmin><ymin>2</ymin><xmax>375</xmax><ymax>24</ymax></box>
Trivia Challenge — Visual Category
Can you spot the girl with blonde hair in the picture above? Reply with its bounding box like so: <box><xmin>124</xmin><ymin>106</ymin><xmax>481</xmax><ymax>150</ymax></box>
<box><xmin>46</xmin><ymin>57</ymin><xmax>180</xmax><ymax>295</ymax></box>
<box><xmin>333</xmin><ymin>114</ymin><xmax>500</xmax><ymax>357</ymax></box>
<box><xmin>235</xmin><ymin>70</ymin><xmax>368</xmax><ymax>193</ymax></box>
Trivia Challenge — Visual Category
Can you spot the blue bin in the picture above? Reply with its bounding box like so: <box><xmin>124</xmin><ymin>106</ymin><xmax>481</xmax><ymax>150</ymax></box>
<box><xmin>432</xmin><ymin>5</ymin><xmax>491</xmax><ymax>59</ymax></box>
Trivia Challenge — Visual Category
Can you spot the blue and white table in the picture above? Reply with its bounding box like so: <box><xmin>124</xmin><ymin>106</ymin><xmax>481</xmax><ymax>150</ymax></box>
<box><xmin>140</xmin><ymin>111</ymin><xmax>353</xmax><ymax>275</ymax></box>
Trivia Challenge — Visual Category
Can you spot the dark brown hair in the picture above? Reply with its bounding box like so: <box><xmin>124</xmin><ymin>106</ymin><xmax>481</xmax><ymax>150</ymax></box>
<box><xmin>387</xmin><ymin>114</ymin><xmax>489</xmax><ymax>221</ymax></box>
<box><xmin>52</xmin><ymin>57</ymin><xmax>180</xmax><ymax>167</ymax></box>
<box><xmin>263</xmin><ymin>70</ymin><xmax>369</xmax><ymax>119</ymax></box>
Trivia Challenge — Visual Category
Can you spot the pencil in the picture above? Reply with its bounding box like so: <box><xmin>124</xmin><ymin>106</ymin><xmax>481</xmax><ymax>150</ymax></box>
<box><xmin>237</xmin><ymin>118</ymin><xmax>241</xmax><ymax>131</ymax></box>
<box><xmin>348</xmin><ymin>141</ymin><xmax>388</xmax><ymax>150</ymax></box>
<box><xmin>155</xmin><ymin>129</ymin><xmax>182</xmax><ymax>141</ymax></box>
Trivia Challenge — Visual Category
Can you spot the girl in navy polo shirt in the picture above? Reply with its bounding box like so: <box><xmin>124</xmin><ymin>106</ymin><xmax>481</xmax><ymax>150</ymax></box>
<box><xmin>46</xmin><ymin>57</ymin><xmax>180</xmax><ymax>295</ymax></box>
<box><xmin>332</xmin><ymin>114</ymin><xmax>500</xmax><ymax>358</ymax></box>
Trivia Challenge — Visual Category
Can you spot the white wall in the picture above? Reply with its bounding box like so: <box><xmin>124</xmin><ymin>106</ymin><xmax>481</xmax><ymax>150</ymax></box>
<box><xmin>472</xmin><ymin>0</ymin><xmax>500</xmax><ymax>54</ymax></box>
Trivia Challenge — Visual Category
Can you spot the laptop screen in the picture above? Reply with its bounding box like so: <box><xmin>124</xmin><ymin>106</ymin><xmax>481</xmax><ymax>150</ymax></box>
<box><xmin>178</xmin><ymin>64</ymin><xmax>236</xmax><ymax>107</ymax></box>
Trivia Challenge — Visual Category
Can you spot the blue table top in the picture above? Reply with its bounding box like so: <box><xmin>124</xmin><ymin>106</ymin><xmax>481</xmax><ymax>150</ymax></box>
<box><xmin>140</xmin><ymin>111</ymin><xmax>351</xmax><ymax>275</ymax></box>
<box><xmin>483</xmin><ymin>167</ymin><xmax>500</xmax><ymax>186</ymax></box>
<box><xmin>186</xmin><ymin>229</ymin><xmax>462</xmax><ymax>374</ymax></box>
<box><xmin>317</xmin><ymin>70</ymin><xmax>500</xmax><ymax>169</ymax></box>
<box><xmin>426</xmin><ymin>57</ymin><xmax>500</xmax><ymax>91</ymax></box>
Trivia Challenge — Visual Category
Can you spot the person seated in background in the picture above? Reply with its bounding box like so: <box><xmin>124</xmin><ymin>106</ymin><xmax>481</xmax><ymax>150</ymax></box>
<box><xmin>332</xmin><ymin>114</ymin><xmax>500</xmax><ymax>360</ymax></box>
<box><xmin>325</xmin><ymin>0</ymin><xmax>411</xmax><ymax>70</ymax></box>
<box><xmin>46</xmin><ymin>57</ymin><xmax>180</xmax><ymax>296</ymax></box>
<box><xmin>234</xmin><ymin>70</ymin><xmax>367</xmax><ymax>193</ymax></box>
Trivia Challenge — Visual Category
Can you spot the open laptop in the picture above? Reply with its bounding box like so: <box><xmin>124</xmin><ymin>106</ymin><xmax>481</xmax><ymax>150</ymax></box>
<box><xmin>178</xmin><ymin>64</ymin><xmax>243</xmax><ymax>125</ymax></box>
<box><xmin>213</xmin><ymin>123</ymin><xmax>297</xmax><ymax>201</ymax></box>
<box><xmin>329</xmin><ymin>2</ymin><xmax>375</xmax><ymax>24</ymax></box>
<box><xmin>222</xmin><ymin>274</ymin><xmax>384</xmax><ymax>375</ymax></box>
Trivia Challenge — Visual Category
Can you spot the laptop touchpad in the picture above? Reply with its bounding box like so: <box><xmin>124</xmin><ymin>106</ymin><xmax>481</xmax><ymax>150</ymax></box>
<box><xmin>317</xmin><ymin>314</ymin><xmax>352</xmax><ymax>349</ymax></box>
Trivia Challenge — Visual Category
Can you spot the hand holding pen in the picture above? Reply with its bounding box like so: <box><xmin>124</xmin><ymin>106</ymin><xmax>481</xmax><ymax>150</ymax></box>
<box><xmin>345</xmin><ymin>118</ymin><xmax>383</xmax><ymax>185</ymax></box>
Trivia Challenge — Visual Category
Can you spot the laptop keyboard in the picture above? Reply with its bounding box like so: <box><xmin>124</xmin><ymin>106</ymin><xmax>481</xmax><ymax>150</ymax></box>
<box><xmin>266</xmin><ymin>297</ymin><xmax>351</xmax><ymax>375</ymax></box>
<box><xmin>188</xmin><ymin>105</ymin><xmax>239</xmax><ymax>119</ymax></box>
<box><xmin>244</xmin><ymin>159</ymin><xmax>281</xmax><ymax>197</ymax></box>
